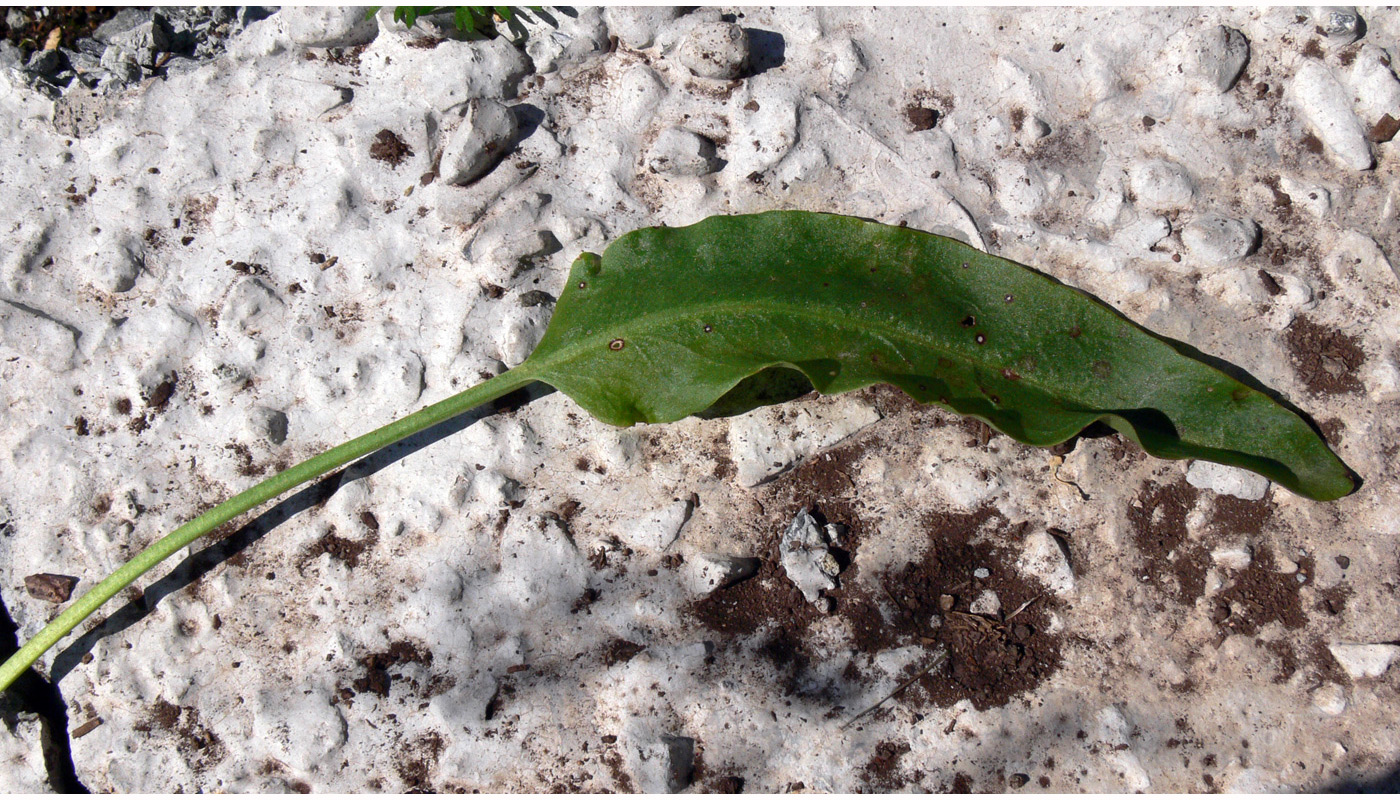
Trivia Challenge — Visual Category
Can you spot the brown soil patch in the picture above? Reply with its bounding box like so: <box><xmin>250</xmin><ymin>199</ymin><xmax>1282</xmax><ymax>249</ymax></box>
<box><xmin>1283</xmin><ymin>315</ymin><xmax>1366</xmax><ymax>395</ymax></box>
<box><xmin>1214</xmin><ymin>547</ymin><xmax>1309</xmax><ymax>635</ymax></box>
<box><xmin>369</xmin><ymin>129</ymin><xmax>414</xmax><ymax>167</ymax></box>
<box><xmin>1128</xmin><ymin>479</ymin><xmax>1207</xmax><ymax>603</ymax></box>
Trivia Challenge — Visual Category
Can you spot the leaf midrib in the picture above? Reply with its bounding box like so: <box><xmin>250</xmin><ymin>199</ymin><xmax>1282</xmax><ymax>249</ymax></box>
<box><xmin>522</xmin><ymin>296</ymin><xmax>1144</xmax><ymax>409</ymax></box>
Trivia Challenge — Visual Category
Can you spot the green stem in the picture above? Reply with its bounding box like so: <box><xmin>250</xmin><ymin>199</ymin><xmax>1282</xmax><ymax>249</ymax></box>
<box><xmin>0</xmin><ymin>369</ymin><xmax>537</xmax><ymax>693</ymax></box>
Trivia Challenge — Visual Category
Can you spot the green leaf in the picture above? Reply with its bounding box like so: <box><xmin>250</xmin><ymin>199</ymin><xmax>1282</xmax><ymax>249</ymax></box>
<box><xmin>511</xmin><ymin>211</ymin><xmax>1354</xmax><ymax>501</ymax></box>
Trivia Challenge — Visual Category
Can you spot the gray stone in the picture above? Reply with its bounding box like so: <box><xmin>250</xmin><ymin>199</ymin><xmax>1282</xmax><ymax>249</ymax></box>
<box><xmin>107</xmin><ymin>12</ymin><xmax>173</xmax><ymax>68</ymax></box>
<box><xmin>440</xmin><ymin>99</ymin><xmax>519</xmax><ymax>186</ymax></box>
<box><xmin>92</xmin><ymin>7</ymin><xmax>153</xmax><ymax>44</ymax></box>
<box><xmin>645</xmin><ymin>128</ymin><xmax>722</xmax><ymax>177</ymax></box>
<box><xmin>281</xmin><ymin>6</ymin><xmax>379</xmax><ymax>48</ymax></box>
<box><xmin>677</xmin><ymin>21</ymin><xmax>749</xmax><ymax>79</ymax></box>
<box><xmin>100</xmin><ymin>45</ymin><xmax>143</xmax><ymax>85</ymax></box>
<box><xmin>1190</xmin><ymin>25</ymin><xmax>1249</xmax><ymax>92</ymax></box>
<box><xmin>24</xmin><ymin>48</ymin><xmax>68</xmax><ymax>77</ymax></box>
<box><xmin>780</xmin><ymin>508</ymin><xmax>843</xmax><ymax>607</ymax></box>
<box><xmin>605</xmin><ymin>7</ymin><xmax>685</xmax><ymax>50</ymax></box>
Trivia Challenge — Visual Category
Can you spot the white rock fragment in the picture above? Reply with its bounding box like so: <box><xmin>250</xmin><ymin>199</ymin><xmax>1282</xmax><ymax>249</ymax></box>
<box><xmin>1327</xmin><ymin>643</ymin><xmax>1400</xmax><ymax>679</ymax></box>
<box><xmin>677</xmin><ymin>21</ymin><xmax>749</xmax><ymax>80</ymax></box>
<box><xmin>1018</xmin><ymin>530</ymin><xmax>1076</xmax><ymax>596</ymax></box>
<box><xmin>1291</xmin><ymin>61</ymin><xmax>1373</xmax><ymax>171</ymax></box>
<box><xmin>1210</xmin><ymin>546</ymin><xmax>1253</xmax><ymax>571</ymax></box>
<box><xmin>683</xmin><ymin>554</ymin><xmax>760</xmax><ymax>595</ymax></box>
<box><xmin>969</xmin><ymin>589</ymin><xmax>1001</xmax><ymax>616</ymax></box>
<box><xmin>632</xmin><ymin>734</ymin><xmax>695</xmax><ymax>793</ymax></box>
<box><xmin>1312</xmin><ymin>6</ymin><xmax>1363</xmax><ymax>43</ymax></box>
<box><xmin>1181</xmin><ymin>215</ymin><xmax>1259</xmax><ymax>265</ymax></box>
<box><xmin>645</xmin><ymin>128</ymin><xmax>722</xmax><ymax>177</ymax></box>
<box><xmin>1095</xmin><ymin>705</ymin><xmax>1151</xmax><ymax>791</ymax></box>
<box><xmin>780</xmin><ymin>508</ymin><xmax>843</xmax><ymax>610</ymax></box>
<box><xmin>1186</xmin><ymin>461</ymin><xmax>1270</xmax><ymax>500</ymax></box>
<box><xmin>1129</xmin><ymin>159</ymin><xmax>1195</xmax><ymax>211</ymax></box>
<box><xmin>439</xmin><ymin>99</ymin><xmax>518</xmax><ymax>186</ymax></box>
<box><xmin>281</xmin><ymin>6</ymin><xmax>379</xmax><ymax>48</ymax></box>
<box><xmin>613</xmin><ymin>63</ymin><xmax>668</xmax><ymax>122</ymax></box>
<box><xmin>605</xmin><ymin>6</ymin><xmax>684</xmax><ymax>50</ymax></box>
<box><xmin>1112</xmin><ymin>215</ymin><xmax>1171</xmax><ymax>252</ymax></box>
<box><xmin>1189</xmin><ymin>25</ymin><xmax>1249</xmax><ymax>92</ymax></box>
<box><xmin>928</xmin><ymin>460</ymin><xmax>1001</xmax><ymax>509</ymax></box>
<box><xmin>1311</xmin><ymin>683</ymin><xmax>1348</xmax><ymax>715</ymax></box>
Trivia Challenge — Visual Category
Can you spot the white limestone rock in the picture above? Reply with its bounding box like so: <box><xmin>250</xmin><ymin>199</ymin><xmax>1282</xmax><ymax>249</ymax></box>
<box><xmin>1210</xmin><ymin>546</ymin><xmax>1253</xmax><ymax>571</ymax></box>
<box><xmin>1017</xmin><ymin>530</ymin><xmax>1076</xmax><ymax>596</ymax></box>
<box><xmin>1311</xmin><ymin>683</ymin><xmax>1348</xmax><ymax>715</ymax></box>
<box><xmin>1328</xmin><ymin>643</ymin><xmax>1400</xmax><ymax>679</ymax></box>
<box><xmin>646</xmin><ymin>128</ymin><xmax>721</xmax><ymax>177</ymax></box>
<box><xmin>0</xmin><ymin>301</ymin><xmax>80</xmax><ymax>372</ymax></box>
<box><xmin>780</xmin><ymin>508</ymin><xmax>843</xmax><ymax>609</ymax></box>
<box><xmin>1129</xmin><ymin>159</ymin><xmax>1195</xmax><ymax>211</ymax></box>
<box><xmin>683</xmin><ymin>554</ymin><xmax>760</xmax><ymax>595</ymax></box>
<box><xmin>605</xmin><ymin>6</ymin><xmax>685</xmax><ymax>50</ymax></box>
<box><xmin>677</xmin><ymin>21</ymin><xmax>749</xmax><ymax>79</ymax></box>
<box><xmin>282</xmin><ymin>6</ymin><xmax>379</xmax><ymax>48</ymax></box>
<box><xmin>1189</xmin><ymin>25</ymin><xmax>1249</xmax><ymax>92</ymax></box>
<box><xmin>1186</xmin><ymin>461</ymin><xmax>1270</xmax><ymax>500</ymax></box>
<box><xmin>1291</xmin><ymin>60</ymin><xmax>1373</xmax><ymax>171</ymax></box>
<box><xmin>251</xmin><ymin>688</ymin><xmax>348</xmax><ymax>773</ymax></box>
<box><xmin>1181</xmin><ymin>215</ymin><xmax>1259</xmax><ymax>265</ymax></box>
<box><xmin>622</xmin><ymin>497</ymin><xmax>694</xmax><ymax>551</ymax></box>
<box><xmin>969</xmin><ymin>589</ymin><xmax>1002</xmax><ymax>616</ymax></box>
<box><xmin>439</xmin><ymin>99</ymin><xmax>518</xmax><ymax>186</ymax></box>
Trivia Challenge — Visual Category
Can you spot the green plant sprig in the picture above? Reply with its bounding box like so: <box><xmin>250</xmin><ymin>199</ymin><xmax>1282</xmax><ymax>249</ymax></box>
<box><xmin>0</xmin><ymin>212</ymin><xmax>1354</xmax><ymax>694</ymax></box>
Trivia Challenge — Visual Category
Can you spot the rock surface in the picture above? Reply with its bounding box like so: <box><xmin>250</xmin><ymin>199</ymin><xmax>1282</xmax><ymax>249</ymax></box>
<box><xmin>1</xmin><ymin>6</ymin><xmax>1398</xmax><ymax>794</ymax></box>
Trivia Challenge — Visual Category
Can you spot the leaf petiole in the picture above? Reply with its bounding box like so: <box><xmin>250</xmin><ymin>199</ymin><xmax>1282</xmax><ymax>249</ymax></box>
<box><xmin>0</xmin><ymin>368</ymin><xmax>536</xmax><ymax>693</ymax></box>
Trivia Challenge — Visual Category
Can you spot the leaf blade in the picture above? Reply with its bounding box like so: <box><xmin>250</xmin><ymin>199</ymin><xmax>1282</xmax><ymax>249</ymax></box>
<box><xmin>518</xmin><ymin>211</ymin><xmax>1354</xmax><ymax>501</ymax></box>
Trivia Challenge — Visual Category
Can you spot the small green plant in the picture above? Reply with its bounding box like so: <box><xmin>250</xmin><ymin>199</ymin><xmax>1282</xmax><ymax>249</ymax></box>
<box><xmin>367</xmin><ymin>5</ymin><xmax>546</xmax><ymax>40</ymax></box>
<box><xmin>0</xmin><ymin>211</ymin><xmax>1354</xmax><ymax>693</ymax></box>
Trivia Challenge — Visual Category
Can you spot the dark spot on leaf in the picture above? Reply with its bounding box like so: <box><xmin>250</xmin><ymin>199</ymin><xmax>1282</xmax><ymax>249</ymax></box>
<box><xmin>1068</xmin><ymin>326</ymin><xmax>1082</xmax><ymax>338</ymax></box>
<box><xmin>961</xmin><ymin>315</ymin><xmax>976</xmax><ymax>328</ymax></box>
<box><xmin>1004</xmin><ymin>294</ymin><xmax>1014</xmax><ymax>303</ymax></box>
<box><xmin>1001</xmin><ymin>368</ymin><xmax>1021</xmax><ymax>381</ymax></box>
<box><xmin>609</xmin><ymin>338</ymin><xmax>625</xmax><ymax>351</ymax></box>
<box><xmin>975</xmin><ymin>334</ymin><xmax>987</xmax><ymax>345</ymax></box>
<box><xmin>1090</xmin><ymin>360</ymin><xmax>1112</xmax><ymax>380</ymax></box>
<box><xmin>1231</xmin><ymin>387</ymin><xmax>1249</xmax><ymax>401</ymax></box>
<box><xmin>703</xmin><ymin>324</ymin><xmax>713</xmax><ymax>333</ymax></box>
<box><xmin>577</xmin><ymin>281</ymin><xmax>587</xmax><ymax>289</ymax></box>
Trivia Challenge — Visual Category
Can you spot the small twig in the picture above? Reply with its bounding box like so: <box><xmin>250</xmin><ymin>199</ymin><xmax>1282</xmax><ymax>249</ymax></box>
<box><xmin>1004</xmin><ymin>594</ymin><xmax>1042</xmax><ymax>623</ymax></box>
<box><xmin>840</xmin><ymin>647</ymin><xmax>948</xmax><ymax>730</ymax></box>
